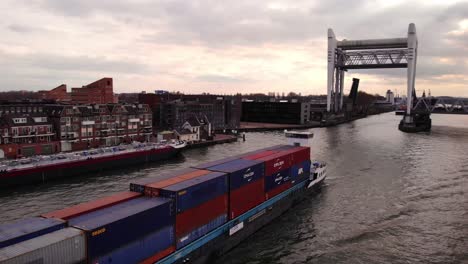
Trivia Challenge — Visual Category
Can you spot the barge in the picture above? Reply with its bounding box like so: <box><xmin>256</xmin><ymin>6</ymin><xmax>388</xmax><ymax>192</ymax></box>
<box><xmin>0</xmin><ymin>141</ymin><xmax>186</xmax><ymax>188</ymax></box>
<box><xmin>0</xmin><ymin>131</ymin><xmax>327</xmax><ymax>264</ymax></box>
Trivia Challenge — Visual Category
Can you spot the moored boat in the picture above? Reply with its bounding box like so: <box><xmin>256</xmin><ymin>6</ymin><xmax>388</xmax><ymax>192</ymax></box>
<box><xmin>0</xmin><ymin>141</ymin><xmax>186</xmax><ymax>188</ymax></box>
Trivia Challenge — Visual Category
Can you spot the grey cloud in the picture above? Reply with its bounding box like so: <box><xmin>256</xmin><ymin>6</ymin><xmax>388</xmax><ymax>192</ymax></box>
<box><xmin>196</xmin><ymin>74</ymin><xmax>253</xmax><ymax>83</ymax></box>
<box><xmin>8</xmin><ymin>0</ymin><xmax>468</xmax><ymax>95</ymax></box>
<box><xmin>25</xmin><ymin>54</ymin><xmax>149</xmax><ymax>74</ymax></box>
<box><xmin>8</xmin><ymin>24</ymin><xmax>38</xmax><ymax>33</ymax></box>
<box><xmin>0</xmin><ymin>50</ymin><xmax>149</xmax><ymax>91</ymax></box>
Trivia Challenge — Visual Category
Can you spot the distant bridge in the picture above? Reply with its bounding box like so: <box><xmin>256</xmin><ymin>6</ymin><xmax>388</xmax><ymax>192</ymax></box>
<box><xmin>413</xmin><ymin>97</ymin><xmax>468</xmax><ymax>114</ymax></box>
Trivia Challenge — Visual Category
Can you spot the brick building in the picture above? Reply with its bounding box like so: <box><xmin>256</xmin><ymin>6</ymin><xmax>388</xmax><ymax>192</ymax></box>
<box><xmin>46</xmin><ymin>103</ymin><xmax>152</xmax><ymax>151</ymax></box>
<box><xmin>36</xmin><ymin>78</ymin><xmax>117</xmax><ymax>104</ymax></box>
<box><xmin>71</xmin><ymin>78</ymin><xmax>117</xmax><ymax>104</ymax></box>
<box><xmin>0</xmin><ymin>109</ymin><xmax>60</xmax><ymax>158</ymax></box>
<box><xmin>38</xmin><ymin>84</ymin><xmax>71</xmax><ymax>102</ymax></box>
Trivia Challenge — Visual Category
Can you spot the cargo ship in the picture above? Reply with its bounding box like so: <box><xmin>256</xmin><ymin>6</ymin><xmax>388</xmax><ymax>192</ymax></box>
<box><xmin>0</xmin><ymin>141</ymin><xmax>186</xmax><ymax>188</ymax></box>
<box><xmin>0</xmin><ymin>131</ymin><xmax>327</xmax><ymax>264</ymax></box>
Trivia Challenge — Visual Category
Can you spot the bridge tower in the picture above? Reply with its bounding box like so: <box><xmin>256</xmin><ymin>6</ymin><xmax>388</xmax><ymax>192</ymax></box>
<box><xmin>326</xmin><ymin>23</ymin><xmax>430</xmax><ymax>132</ymax></box>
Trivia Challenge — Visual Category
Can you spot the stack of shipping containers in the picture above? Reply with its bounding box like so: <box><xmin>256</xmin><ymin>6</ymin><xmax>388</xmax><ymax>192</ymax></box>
<box><xmin>201</xmin><ymin>159</ymin><xmax>265</xmax><ymax>219</ymax></box>
<box><xmin>67</xmin><ymin>197</ymin><xmax>175</xmax><ymax>263</ymax></box>
<box><xmin>0</xmin><ymin>144</ymin><xmax>312</xmax><ymax>263</ymax></box>
<box><xmin>243</xmin><ymin>145</ymin><xmax>311</xmax><ymax>199</ymax></box>
<box><xmin>145</xmin><ymin>172</ymin><xmax>229</xmax><ymax>248</ymax></box>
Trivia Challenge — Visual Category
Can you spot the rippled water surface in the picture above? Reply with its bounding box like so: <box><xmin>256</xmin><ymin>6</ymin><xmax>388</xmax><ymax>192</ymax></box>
<box><xmin>1</xmin><ymin>113</ymin><xmax>467</xmax><ymax>263</ymax></box>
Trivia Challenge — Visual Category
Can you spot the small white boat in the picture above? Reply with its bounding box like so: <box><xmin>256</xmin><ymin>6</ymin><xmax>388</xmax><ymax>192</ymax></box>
<box><xmin>284</xmin><ymin>130</ymin><xmax>327</xmax><ymax>189</ymax></box>
<box><xmin>308</xmin><ymin>161</ymin><xmax>327</xmax><ymax>188</ymax></box>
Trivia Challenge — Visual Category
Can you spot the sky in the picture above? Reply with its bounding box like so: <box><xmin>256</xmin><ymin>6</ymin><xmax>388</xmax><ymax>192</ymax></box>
<box><xmin>0</xmin><ymin>0</ymin><xmax>467</xmax><ymax>97</ymax></box>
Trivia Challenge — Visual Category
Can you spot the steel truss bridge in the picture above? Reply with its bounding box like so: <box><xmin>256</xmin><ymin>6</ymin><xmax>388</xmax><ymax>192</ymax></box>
<box><xmin>327</xmin><ymin>23</ymin><xmax>440</xmax><ymax>132</ymax></box>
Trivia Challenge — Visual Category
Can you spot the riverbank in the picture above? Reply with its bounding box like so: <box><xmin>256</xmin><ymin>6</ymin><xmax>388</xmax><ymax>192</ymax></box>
<box><xmin>238</xmin><ymin>109</ymin><xmax>394</xmax><ymax>132</ymax></box>
<box><xmin>184</xmin><ymin>134</ymin><xmax>238</xmax><ymax>149</ymax></box>
<box><xmin>238</xmin><ymin>121</ymin><xmax>321</xmax><ymax>132</ymax></box>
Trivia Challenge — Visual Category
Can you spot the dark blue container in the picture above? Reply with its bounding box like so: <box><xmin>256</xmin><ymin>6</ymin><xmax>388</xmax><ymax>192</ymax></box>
<box><xmin>176</xmin><ymin>214</ymin><xmax>227</xmax><ymax>249</ymax></box>
<box><xmin>291</xmin><ymin>160</ymin><xmax>311</xmax><ymax>185</ymax></box>
<box><xmin>193</xmin><ymin>157</ymin><xmax>241</xmax><ymax>170</ymax></box>
<box><xmin>0</xmin><ymin>217</ymin><xmax>66</xmax><ymax>249</ymax></box>
<box><xmin>208</xmin><ymin>159</ymin><xmax>264</xmax><ymax>190</ymax></box>
<box><xmin>91</xmin><ymin>225</ymin><xmax>175</xmax><ymax>264</ymax></box>
<box><xmin>159</xmin><ymin>172</ymin><xmax>228</xmax><ymax>213</ymax></box>
<box><xmin>130</xmin><ymin>168</ymin><xmax>202</xmax><ymax>193</ymax></box>
<box><xmin>69</xmin><ymin>197</ymin><xmax>174</xmax><ymax>260</ymax></box>
<box><xmin>265</xmin><ymin>168</ymin><xmax>292</xmax><ymax>192</ymax></box>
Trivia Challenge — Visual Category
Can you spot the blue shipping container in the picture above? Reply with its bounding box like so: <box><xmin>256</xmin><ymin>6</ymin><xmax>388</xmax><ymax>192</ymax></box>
<box><xmin>291</xmin><ymin>160</ymin><xmax>311</xmax><ymax>185</ymax></box>
<box><xmin>208</xmin><ymin>159</ymin><xmax>265</xmax><ymax>190</ymax></box>
<box><xmin>0</xmin><ymin>217</ymin><xmax>65</xmax><ymax>249</ymax></box>
<box><xmin>159</xmin><ymin>172</ymin><xmax>228</xmax><ymax>213</ymax></box>
<box><xmin>69</xmin><ymin>197</ymin><xmax>174</xmax><ymax>260</ymax></box>
<box><xmin>176</xmin><ymin>214</ymin><xmax>227</xmax><ymax>249</ymax></box>
<box><xmin>192</xmin><ymin>157</ymin><xmax>241</xmax><ymax>170</ymax></box>
<box><xmin>130</xmin><ymin>168</ymin><xmax>201</xmax><ymax>193</ymax></box>
<box><xmin>92</xmin><ymin>225</ymin><xmax>175</xmax><ymax>264</ymax></box>
<box><xmin>265</xmin><ymin>168</ymin><xmax>292</xmax><ymax>192</ymax></box>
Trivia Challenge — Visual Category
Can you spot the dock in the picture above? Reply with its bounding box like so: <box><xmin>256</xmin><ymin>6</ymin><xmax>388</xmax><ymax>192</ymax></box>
<box><xmin>184</xmin><ymin>134</ymin><xmax>238</xmax><ymax>149</ymax></box>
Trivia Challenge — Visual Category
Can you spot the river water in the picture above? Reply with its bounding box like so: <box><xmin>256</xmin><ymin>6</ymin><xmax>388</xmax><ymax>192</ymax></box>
<box><xmin>1</xmin><ymin>113</ymin><xmax>467</xmax><ymax>263</ymax></box>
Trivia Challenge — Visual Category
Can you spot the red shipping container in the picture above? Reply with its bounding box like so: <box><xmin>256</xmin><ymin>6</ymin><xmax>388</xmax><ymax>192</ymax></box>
<box><xmin>266</xmin><ymin>182</ymin><xmax>292</xmax><ymax>200</ymax></box>
<box><xmin>229</xmin><ymin>179</ymin><xmax>265</xmax><ymax>219</ymax></box>
<box><xmin>256</xmin><ymin>152</ymin><xmax>292</xmax><ymax>176</ymax></box>
<box><xmin>175</xmin><ymin>194</ymin><xmax>228</xmax><ymax>237</ymax></box>
<box><xmin>139</xmin><ymin>246</ymin><xmax>175</xmax><ymax>264</ymax></box>
<box><xmin>279</xmin><ymin>147</ymin><xmax>310</xmax><ymax>165</ymax></box>
<box><xmin>242</xmin><ymin>150</ymin><xmax>278</xmax><ymax>160</ymax></box>
<box><xmin>41</xmin><ymin>191</ymin><xmax>141</xmax><ymax>220</ymax></box>
<box><xmin>144</xmin><ymin>169</ymin><xmax>211</xmax><ymax>197</ymax></box>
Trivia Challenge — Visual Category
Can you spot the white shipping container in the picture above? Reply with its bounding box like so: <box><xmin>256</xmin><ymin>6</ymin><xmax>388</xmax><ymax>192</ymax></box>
<box><xmin>0</xmin><ymin>227</ymin><xmax>86</xmax><ymax>264</ymax></box>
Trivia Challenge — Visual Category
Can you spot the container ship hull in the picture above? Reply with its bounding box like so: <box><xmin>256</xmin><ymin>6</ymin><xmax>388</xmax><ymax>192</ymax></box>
<box><xmin>157</xmin><ymin>175</ymin><xmax>324</xmax><ymax>264</ymax></box>
<box><xmin>0</xmin><ymin>146</ymin><xmax>181</xmax><ymax>188</ymax></box>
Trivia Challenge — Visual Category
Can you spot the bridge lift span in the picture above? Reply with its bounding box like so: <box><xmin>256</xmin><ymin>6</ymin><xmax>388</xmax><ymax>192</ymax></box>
<box><xmin>327</xmin><ymin>23</ymin><xmax>430</xmax><ymax>132</ymax></box>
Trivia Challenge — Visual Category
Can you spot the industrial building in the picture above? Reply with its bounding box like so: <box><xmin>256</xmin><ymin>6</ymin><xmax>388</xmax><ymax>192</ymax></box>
<box><xmin>138</xmin><ymin>92</ymin><xmax>242</xmax><ymax>131</ymax></box>
<box><xmin>241</xmin><ymin>101</ymin><xmax>311</xmax><ymax>125</ymax></box>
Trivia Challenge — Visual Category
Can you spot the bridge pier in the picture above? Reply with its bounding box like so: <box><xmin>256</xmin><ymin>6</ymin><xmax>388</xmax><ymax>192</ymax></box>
<box><xmin>398</xmin><ymin>113</ymin><xmax>431</xmax><ymax>133</ymax></box>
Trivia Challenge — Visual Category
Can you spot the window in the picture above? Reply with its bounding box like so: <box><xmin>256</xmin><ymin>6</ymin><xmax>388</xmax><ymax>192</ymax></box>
<box><xmin>13</xmin><ymin>118</ymin><xmax>27</xmax><ymax>124</ymax></box>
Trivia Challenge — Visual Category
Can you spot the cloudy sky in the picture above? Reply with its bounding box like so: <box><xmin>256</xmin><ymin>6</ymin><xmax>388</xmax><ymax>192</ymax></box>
<box><xmin>0</xmin><ymin>0</ymin><xmax>467</xmax><ymax>96</ymax></box>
